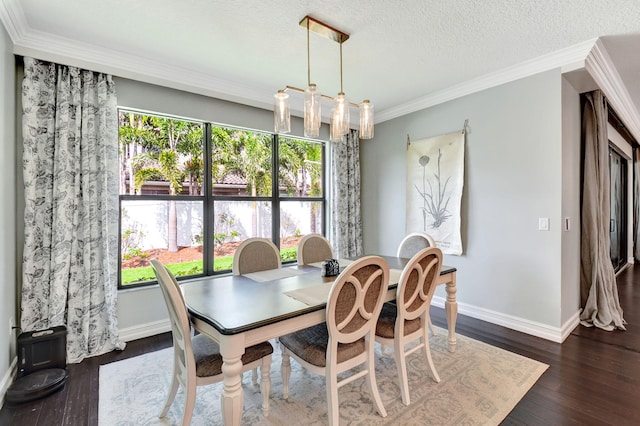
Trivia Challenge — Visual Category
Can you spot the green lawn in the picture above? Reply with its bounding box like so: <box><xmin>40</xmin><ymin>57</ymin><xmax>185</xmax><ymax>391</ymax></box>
<box><xmin>121</xmin><ymin>247</ymin><xmax>298</xmax><ymax>285</ymax></box>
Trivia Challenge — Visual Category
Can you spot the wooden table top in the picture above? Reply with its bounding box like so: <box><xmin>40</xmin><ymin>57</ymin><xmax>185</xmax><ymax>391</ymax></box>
<box><xmin>182</xmin><ymin>255</ymin><xmax>456</xmax><ymax>335</ymax></box>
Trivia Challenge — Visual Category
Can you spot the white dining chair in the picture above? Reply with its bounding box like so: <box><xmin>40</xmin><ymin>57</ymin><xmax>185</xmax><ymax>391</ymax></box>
<box><xmin>296</xmin><ymin>233</ymin><xmax>334</xmax><ymax>265</ymax></box>
<box><xmin>232</xmin><ymin>237</ymin><xmax>281</xmax><ymax>275</ymax></box>
<box><xmin>375</xmin><ymin>247</ymin><xmax>442</xmax><ymax>406</ymax></box>
<box><xmin>396</xmin><ymin>231</ymin><xmax>436</xmax><ymax>258</ymax></box>
<box><xmin>279</xmin><ymin>256</ymin><xmax>389</xmax><ymax>426</ymax></box>
<box><xmin>150</xmin><ymin>259</ymin><xmax>273</xmax><ymax>424</ymax></box>
<box><xmin>396</xmin><ymin>231</ymin><xmax>438</xmax><ymax>336</ymax></box>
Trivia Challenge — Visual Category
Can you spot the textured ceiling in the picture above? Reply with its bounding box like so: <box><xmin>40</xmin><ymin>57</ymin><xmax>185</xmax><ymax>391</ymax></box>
<box><xmin>2</xmin><ymin>0</ymin><xmax>640</xmax><ymax>124</ymax></box>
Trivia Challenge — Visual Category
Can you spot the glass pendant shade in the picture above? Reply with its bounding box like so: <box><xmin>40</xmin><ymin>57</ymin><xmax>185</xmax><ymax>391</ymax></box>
<box><xmin>274</xmin><ymin>90</ymin><xmax>291</xmax><ymax>134</ymax></box>
<box><xmin>359</xmin><ymin>100</ymin><xmax>374</xmax><ymax>139</ymax></box>
<box><xmin>304</xmin><ymin>84</ymin><xmax>321</xmax><ymax>138</ymax></box>
<box><xmin>330</xmin><ymin>107</ymin><xmax>343</xmax><ymax>142</ymax></box>
<box><xmin>333</xmin><ymin>92</ymin><xmax>349</xmax><ymax>136</ymax></box>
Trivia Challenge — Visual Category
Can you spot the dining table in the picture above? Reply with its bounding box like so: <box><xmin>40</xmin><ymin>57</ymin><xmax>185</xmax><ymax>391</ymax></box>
<box><xmin>181</xmin><ymin>255</ymin><xmax>457</xmax><ymax>426</ymax></box>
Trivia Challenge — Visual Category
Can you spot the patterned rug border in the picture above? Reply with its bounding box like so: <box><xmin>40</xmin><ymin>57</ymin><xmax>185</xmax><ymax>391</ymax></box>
<box><xmin>99</xmin><ymin>328</ymin><xmax>548</xmax><ymax>425</ymax></box>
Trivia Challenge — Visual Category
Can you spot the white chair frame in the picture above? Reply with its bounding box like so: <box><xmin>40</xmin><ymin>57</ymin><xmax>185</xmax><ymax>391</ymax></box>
<box><xmin>151</xmin><ymin>259</ymin><xmax>272</xmax><ymax>425</ymax></box>
<box><xmin>375</xmin><ymin>247</ymin><xmax>442</xmax><ymax>406</ymax></box>
<box><xmin>396</xmin><ymin>231</ymin><xmax>438</xmax><ymax>336</ymax></box>
<box><xmin>280</xmin><ymin>256</ymin><xmax>389</xmax><ymax>425</ymax></box>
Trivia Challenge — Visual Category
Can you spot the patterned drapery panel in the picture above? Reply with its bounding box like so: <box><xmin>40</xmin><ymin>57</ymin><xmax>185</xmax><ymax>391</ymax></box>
<box><xmin>21</xmin><ymin>57</ymin><xmax>125</xmax><ymax>363</ymax></box>
<box><xmin>330</xmin><ymin>129</ymin><xmax>363</xmax><ymax>258</ymax></box>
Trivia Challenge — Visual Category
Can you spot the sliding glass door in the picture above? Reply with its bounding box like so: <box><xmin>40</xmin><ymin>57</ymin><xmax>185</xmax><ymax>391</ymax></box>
<box><xmin>609</xmin><ymin>146</ymin><xmax>627</xmax><ymax>272</ymax></box>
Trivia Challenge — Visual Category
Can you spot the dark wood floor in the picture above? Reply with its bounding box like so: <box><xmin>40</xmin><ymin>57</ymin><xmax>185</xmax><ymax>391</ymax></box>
<box><xmin>2</xmin><ymin>266</ymin><xmax>640</xmax><ymax>426</ymax></box>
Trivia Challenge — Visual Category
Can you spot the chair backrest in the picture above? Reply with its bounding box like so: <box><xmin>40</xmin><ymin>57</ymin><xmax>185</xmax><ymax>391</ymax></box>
<box><xmin>232</xmin><ymin>237</ymin><xmax>281</xmax><ymax>275</ymax></box>
<box><xmin>396</xmin><ymin>247</ymin><xmax>442</xmax><ymax>323</ymax></box>
<box><xmin>150</xmin><ymin>259</ymin><xmax>195</xmax><ymax>382</ymax></box>
<box><xmin>297</xmin><ymin>233</ymin><xmax>334</xmax><ymax>265</ymax></box>
<box><xmin>396</xmin><ymin>232</ymin><xmax>436</xmax><ymax>258</ymax></box>
<box><xmin>326</xmin><ymin>255</ymin><xmax>389</xmax><ymax>346</ymax></box>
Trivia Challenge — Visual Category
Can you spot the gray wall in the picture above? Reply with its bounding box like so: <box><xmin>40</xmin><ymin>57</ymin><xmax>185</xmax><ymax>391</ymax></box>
<box><xmin>561</xmin><ymin>77</ymin><xmax>582</xmax><ymax>328</ymax></box>
<box><xmin>0</xmin><ymin>20</ymin><xmax>16</xmax><ymax>402</ymax></box>
<box><xmin>361</xmin><ymin>69</ymin><xmax>571</xmax><ymax>334</ymax></box>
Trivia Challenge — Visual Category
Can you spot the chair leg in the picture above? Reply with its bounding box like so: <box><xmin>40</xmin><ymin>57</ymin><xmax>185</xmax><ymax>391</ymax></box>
<box><xmin>365</xmin><ymin>348</ymin><xmax>387</xmax><ymax>418</ymax></box>
<box><xmin>260</xmin><ymin>356</ymin><xmax>272</xmax><ymax>417</ymax></box>
<box><xmin>181</xmin><ymin>382</ymin><xmax>197</xmax><ymax>426</ymax></box>
<box><xmin>281</xmin><ymin>346</ymin><xmax>291</xmax><ymax>400</ymax></box>
<box><xmin>394</xmin><ymin>341</ymin><xmax>411</xmax><ymax>406</ymax></box>
<box><xmin>326</xmin><ymin>372</ymin><xmax>340</xmax><ymax>426</ymax></box>
<box><xmin>423</xmin><ymin>333</ymin><xmax>441</xmax><ymax>383</ymax></box>
<box><xmin>160</xmin><ymin>375</ymin><xmax>179</xmax><ymax>418</ymax></box>
<box><xmin>428</xmin><ymin>314</ymin><xmax>436</xmax><ymax>336</ymax></box>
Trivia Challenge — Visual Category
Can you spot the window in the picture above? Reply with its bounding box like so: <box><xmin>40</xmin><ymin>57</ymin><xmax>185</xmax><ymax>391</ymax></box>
<box><xmin>118</xmin><ymin>110</ymin><xmax>326</xmax><ymax>288</ymax></box>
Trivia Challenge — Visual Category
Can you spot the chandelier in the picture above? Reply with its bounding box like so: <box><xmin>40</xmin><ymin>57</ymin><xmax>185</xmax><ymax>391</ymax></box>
<box><xmin>274</xmin><ymin>16</ymin><xmax>374</xmax><ymax>141</ymax></box>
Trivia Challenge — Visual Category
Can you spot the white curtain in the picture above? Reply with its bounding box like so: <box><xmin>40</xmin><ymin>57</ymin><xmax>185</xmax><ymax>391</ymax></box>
<box><xmin>580</xmin><ymin>90</ymin><xmax>626</xmax><ymax>331</ymax></box>
<box><xmin>21</xmin><ymin>57</ymin><xmax>125</xmax><ymax>362</ymax></box>
<box><xmin>330</xmin><ymin>129</ymin><xmax>363</xmax><ymax>258</ymax></box>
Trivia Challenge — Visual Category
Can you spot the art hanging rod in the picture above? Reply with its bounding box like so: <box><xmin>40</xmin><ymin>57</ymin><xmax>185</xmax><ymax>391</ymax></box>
<box><xmin>282</xmin><ymin>85</ymin><xmax>363</xmax><ymax>108</ymax></box>
<box><xmin>407</xmin><ymin>118</ymin><xmax>470</xmax><ymax>149</ymax></box>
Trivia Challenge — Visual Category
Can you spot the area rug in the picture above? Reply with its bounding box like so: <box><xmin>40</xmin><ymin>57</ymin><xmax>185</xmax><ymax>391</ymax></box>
<box><xmin>98</xmin><ymin>328</ymin><xmax>548</xmax><ymax>425</ymax></box>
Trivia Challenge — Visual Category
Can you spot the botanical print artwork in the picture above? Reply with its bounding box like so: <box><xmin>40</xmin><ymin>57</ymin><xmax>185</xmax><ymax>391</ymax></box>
<box><xmin>407</xmin><ymin>131</ymin><xmax>464</xmax><ymax>255</ymax></box>
<box><xmin>415</xmin><ymin>149</ymin><xmax>451</xmax><ymax>230</ymax></box>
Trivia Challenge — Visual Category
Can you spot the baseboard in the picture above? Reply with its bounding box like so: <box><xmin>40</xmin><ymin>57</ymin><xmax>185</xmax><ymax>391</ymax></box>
<box><xmin>432</xmin><ymin>296</ymin><xmax>579</xmax><ymax>343</ymax></box>
<box><xmin>118</xmin><ymin>319</ymin><xmax>171</xmax><ymax>343</ymax></box>
<box><xmin>0</xmin><ymin>356</ymin><xmax>17</xmax><ymax>410</ymax></box>
<box><xmin>560</xmin><ymin>310</ymin><xmax>581</xmax><ymax>341</ymax></box>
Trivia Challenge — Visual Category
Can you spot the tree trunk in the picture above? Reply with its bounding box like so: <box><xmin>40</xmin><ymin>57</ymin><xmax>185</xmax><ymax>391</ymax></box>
<box><xmin>168</xmin><ymin>199</ymin><xmax>178</xmax><ymax>252</ymax></box>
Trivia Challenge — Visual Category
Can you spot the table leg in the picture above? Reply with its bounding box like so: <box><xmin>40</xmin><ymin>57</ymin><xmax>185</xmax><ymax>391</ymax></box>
<box><xmin>445</xmin><ymin>277</ymin><xmax>458</xmax><ymax>352</ymax></box>
<box><xmin>219</xmin><ymin>334</ymin><xmax>245</xmax><ymax>426</ymax></box>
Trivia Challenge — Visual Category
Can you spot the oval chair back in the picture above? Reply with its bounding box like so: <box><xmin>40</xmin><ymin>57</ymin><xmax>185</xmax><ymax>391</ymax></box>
<box><xmin>297</xmin><ymin>233</ymin><xmax>334</xmax><ymax>265</ymax></box>
<box><xmin>232</xmin><ymin>237</ymin><xmax>281</xmax><ymax>275</ymax></box>
<box><xmin>396</xmin><ymin>232</ymin><xmax>436</xmax><ymax>258</ymax></box>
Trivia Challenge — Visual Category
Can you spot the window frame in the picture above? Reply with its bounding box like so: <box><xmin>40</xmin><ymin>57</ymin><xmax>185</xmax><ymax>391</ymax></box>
<box><xmin>117</xmin><ymin>110</ymin><xmax>327</xmax><ymax>289</ymax></box>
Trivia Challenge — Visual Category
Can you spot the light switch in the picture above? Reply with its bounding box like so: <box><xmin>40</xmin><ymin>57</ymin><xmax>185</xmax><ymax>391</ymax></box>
<box><xmin>538</xmin><ymin>217</ymin><xmax>549</xmax><ymax>231</ymax></box>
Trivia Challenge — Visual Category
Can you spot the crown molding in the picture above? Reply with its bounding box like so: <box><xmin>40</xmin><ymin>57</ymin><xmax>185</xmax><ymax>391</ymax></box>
<box><xmin>1</xmin><ymin>0</ymin><xmax>275</xmax><ymax>112</ymax></box>
<box><xmin>0</xmin><ymin>0</ymin><xmax>26</xmax><ymax>42</ymax></box>
<box><xmin>12</xmin><ymin>31</ymin><xmax>275</xmax><ymax>112</ymax></box>
<box><xmin>376</xmin><ymin>38</ymin><xmax>598</xmax><ymax>123</ymax></box>
<box><xmin>3</xmin><ymin>1</ymin><xmax>639</xmax><ymax>134</ymax></box>
<box><xmin>585</xmin><ymin>39</ymin><xmax>640</xmax><ymax>143</ymax></box>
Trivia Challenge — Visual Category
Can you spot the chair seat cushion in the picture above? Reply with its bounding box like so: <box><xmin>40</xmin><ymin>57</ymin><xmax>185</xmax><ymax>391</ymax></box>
<box><xmin>191</xmin><ymin>334</ymin><xmax>273</xmax><ymax>377</ymax></box>
<box><xmin>375</xmin><ymin>302</ymin><xmax>421</xmax><ymax>339</ymax></box>
<box><xmin>279</xmin><ymin>323</ymin><xmax>365</xmax><ymax>367</ymax></box>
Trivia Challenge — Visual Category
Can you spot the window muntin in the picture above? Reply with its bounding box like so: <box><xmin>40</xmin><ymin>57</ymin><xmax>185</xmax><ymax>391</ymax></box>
<box><xmin>118</xmin><ymin>111</ymin><xmax>326</xmax><ymax>288</ymax></box>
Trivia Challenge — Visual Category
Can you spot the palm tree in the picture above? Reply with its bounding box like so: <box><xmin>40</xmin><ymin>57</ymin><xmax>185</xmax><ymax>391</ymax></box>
<box><xmin>121</xmin><ymin>113</ymin><xmax>203</xmax><ymax>252</ymax></box>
